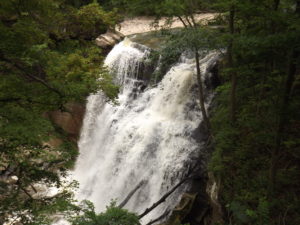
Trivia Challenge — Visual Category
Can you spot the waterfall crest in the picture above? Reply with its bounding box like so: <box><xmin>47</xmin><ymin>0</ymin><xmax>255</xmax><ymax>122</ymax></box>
<box><xmin>74</xmin><ymin>39</ymin><xmax>219</xmax><ymax>224</ymax></box>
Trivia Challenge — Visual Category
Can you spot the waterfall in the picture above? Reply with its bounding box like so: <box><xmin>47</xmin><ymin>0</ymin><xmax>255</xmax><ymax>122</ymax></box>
<box><xmin>73</xmin><ymin>38</ymin><xmax>219</xmax><ymax>224</ymax></box>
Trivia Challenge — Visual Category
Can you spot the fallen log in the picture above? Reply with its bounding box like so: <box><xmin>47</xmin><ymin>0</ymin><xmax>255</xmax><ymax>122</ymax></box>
<box><xmin>118</xmin><ymin>180</ymin><xmax>146</xmax><ymax>208</ymax></box>
<box><xmin>138</xmin><ymin>163</ymin><xmax>198</xmax><ymax>219</ymax></box>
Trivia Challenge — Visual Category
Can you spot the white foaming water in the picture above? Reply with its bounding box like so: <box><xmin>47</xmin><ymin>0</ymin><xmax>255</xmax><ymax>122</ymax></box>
<box><xmin>73</xmin><ymin>39</ymin><xmax>219</xmax><ymax>224</ymax></box>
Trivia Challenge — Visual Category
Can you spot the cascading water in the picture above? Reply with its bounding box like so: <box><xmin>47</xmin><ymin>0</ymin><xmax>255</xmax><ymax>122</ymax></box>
<box><xmin>73</xmin><ymin>38</ymin><xmax>219</xmax><ymax>224</ymax></box>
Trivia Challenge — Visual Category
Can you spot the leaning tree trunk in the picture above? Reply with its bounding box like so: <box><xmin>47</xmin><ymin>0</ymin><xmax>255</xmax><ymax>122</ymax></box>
<box><xmin>195</xmin><ymin>49</ymin><xmax>211</xmax><ymax>130</ymax></box>
<box><xmin>177</xmin><ymin>17</ymin><xmax>211</xmax><ymax>131</ymax></box>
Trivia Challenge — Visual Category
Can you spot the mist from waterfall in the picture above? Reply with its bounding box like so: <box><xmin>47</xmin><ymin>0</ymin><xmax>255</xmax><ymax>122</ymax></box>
<box><xmin>73</xmin><ymin>38</ymin><xmax>219</xmax><ymax>224</ymax></box>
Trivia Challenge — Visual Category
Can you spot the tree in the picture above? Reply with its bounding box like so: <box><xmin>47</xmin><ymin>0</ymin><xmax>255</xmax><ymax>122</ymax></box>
<box><xmin>0</xmin><ymin>0</ymin><xmax>118</xmax><ymax>223</ymax></box>
<box><xmin>156</xmin><ymin>0</ymin><xmax>215</xmax><ymax>131</ymax></box>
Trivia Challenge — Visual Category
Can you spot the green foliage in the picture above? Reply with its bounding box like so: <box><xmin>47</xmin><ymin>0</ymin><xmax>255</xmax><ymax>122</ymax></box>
<box><xmin>71</xmin><ymin>201</ymin><xmax>140</xmax><ymax>225</ymax></box>
<box><xmin>0</xmin><ymin>0</ymin><xmax>119</xmax><ymax>223</ymax></box>
<box><xmin>224</xmin><ymin>198</ymin><xmax>270</xmax><ymax>225</ymax></box>
<box><xmin>66</xmin><ymin>2</ymin><xmax>121</xmax><ymax>40</ymax></box>
<box><xmin>109</xmin><ymin>0</ymin><xmax>216</xmax><ymax>16</ymax></box>
<box><xmin>209</xmin><ymin>1</ymin><xmax>300</xmax><ymax>225</ymax></box>
<box><xmin>109</xmin><ymin>0</ymin><xmax>162</xmax><ymax>16</ymax></box>
<box><xmin>152</xmin><ymin>27</ymin><xmax>222</xmax><ymax>82</ymax></box>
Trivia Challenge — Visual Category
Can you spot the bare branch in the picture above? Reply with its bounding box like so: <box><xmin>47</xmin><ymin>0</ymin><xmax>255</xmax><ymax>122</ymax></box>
<box><xmin>138</xmin><ymin>163</ymin><xmax>199</xmax><ymax>219</ymax></box>
<box><xmin>20</xmin><ymin>187</ymin><xmax>34</xmax><ymax>200</ymax></box>
<box><xmin>146</xmin><ymin>209</ymin><xmax>170</xmax><ymax>225</ymax></box>
<box><xmin>0</xmin><ymin>98</ymin><xmax>21</xmax><ymax>103</ymax></box>
<box><xmin>184</xmin><ymin>15</ymin><xmax>193</xmax><ymax>28</ymax></box>
<box><xmin>0</xmin><ymin>55</ymin><xmax>64</xmax><ymax>98</ymax></box>
<box><xmin>138</xmin><ymin>176</ymin><xmax>191</xmax><ymax>219</ymax></box>
<box><xmin>177</xmin><ymin>16</ymin><xmax>188</xmax><ymax>28</ymax></box>
<box><xmin>118</xmin><ymin>180</ymin><xmax>146</xmax><ymax>208</ymax></box>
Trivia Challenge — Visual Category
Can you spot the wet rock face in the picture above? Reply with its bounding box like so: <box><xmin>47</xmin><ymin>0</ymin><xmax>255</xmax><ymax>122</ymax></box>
<box><xmin>162</xmin><ymin>193</ymin><xmax>198</xmax><ymax>225</ymax></box>
<box><xmin>204</xmin><ymin>61</ymin><xmax>221</xmax><ymax>91</ymax></box>
<box><xmin>47</xmin><ymin>102</ymin><xmax>85</xmax><ymax>142</ymax></box>
<box><xmin>136</xmin><ymin>58</ymin><xmax>158</xmax><ymax>85</ymax></box>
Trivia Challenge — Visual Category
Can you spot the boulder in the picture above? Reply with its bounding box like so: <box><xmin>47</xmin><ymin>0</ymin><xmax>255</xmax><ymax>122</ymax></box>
<box><xmin>0</xmin><ymin>175</ymin><xmax>18</xmax><ymax>185</ymax></box>
<box><xmin>95</xmin><ymin>29</ymin><xmax>125</xmax><ymax>49</ymax></box>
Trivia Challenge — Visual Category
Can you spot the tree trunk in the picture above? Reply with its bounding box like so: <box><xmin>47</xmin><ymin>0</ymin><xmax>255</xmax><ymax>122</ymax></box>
<box><xmin>118</xmin><ymin>180</ymin><xmax>145</xmax><ymax>208</ymax></box>
<box><xmin>228</xmin><ymin>5</ymin><xmax>237</xmax><ymax>123</ymax></box>
<box><xmin>274</xmin><ymin>0</ymin><xmax>280</xmax><ymax>10</ymax></box>
<box><xmin>269</xmin><ymin>50</ymin><xmax>298</xmax><ymax>194</ymax></box>
<box><xmin>195</xmin><ymin>49</ymin><xmax>210</xmax><ymax>130</ymax></box>
<box><xmin>268</xmin><ymin>0</ymin><xmax>299</xmax><ymax>196</ymax></box>
<box><xmin>177</xmin><ymin>15</ymin><xmax>210</xmax><ymax>130</ymax></box>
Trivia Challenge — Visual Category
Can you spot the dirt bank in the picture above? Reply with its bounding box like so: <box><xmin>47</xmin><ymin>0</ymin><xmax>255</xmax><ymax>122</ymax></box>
<box><xmin>118</xmin><ymin>13</ymin><xmax>217</xmax><ymax>36</ymax></box>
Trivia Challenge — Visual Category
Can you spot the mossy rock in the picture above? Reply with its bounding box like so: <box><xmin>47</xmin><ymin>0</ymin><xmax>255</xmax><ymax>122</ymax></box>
<box><xmin>163</xmin><ymin>193</ymin><xmax>198</xmax><ymax>225</ymax></box>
